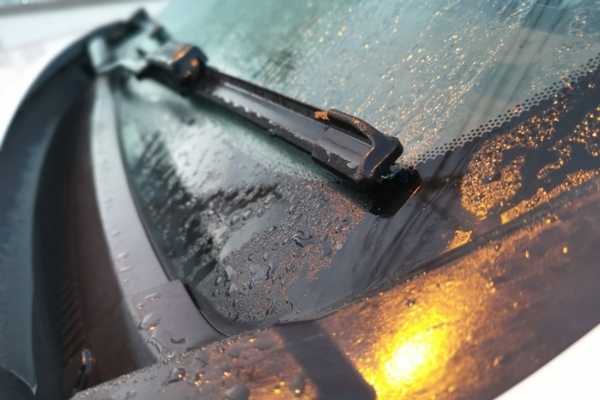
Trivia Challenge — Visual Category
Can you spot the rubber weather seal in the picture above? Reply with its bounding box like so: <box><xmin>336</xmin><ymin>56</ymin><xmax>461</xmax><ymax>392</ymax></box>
<box><xmin>89</xmin><ymin>12</ymin><xmax>403</xmax><ymax>188</ymax></box>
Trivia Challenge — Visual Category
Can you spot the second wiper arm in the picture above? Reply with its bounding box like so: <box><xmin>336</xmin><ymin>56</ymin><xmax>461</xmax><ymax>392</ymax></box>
<box><xmin>95</xmin><ymin>39</ymin><xmax>403</xmax><ymax>188</ymax></box>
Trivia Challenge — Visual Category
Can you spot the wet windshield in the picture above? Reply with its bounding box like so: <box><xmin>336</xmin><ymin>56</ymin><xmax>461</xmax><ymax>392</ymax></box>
<box><xmin>118</xmin><ymin>0</ymin><xmax>600</xmax><ymax>328</ymax></box>
<box><xmin>160</xmin><ymin>0</ymin><xmax>600</xmax><ymax>166</ymax></box>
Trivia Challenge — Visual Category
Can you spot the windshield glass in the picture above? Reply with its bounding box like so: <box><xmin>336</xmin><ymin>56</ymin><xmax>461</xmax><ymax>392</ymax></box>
<box><xmin>160</xmin><ymin>0</ymin><xmax>600</xmax><ymax>166</ymax></box>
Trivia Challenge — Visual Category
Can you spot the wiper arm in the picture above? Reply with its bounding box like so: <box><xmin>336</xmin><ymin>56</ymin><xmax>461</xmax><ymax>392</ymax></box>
<box><xmin>91</xmin><ymin>17</ymin><xmax>403</xmax><ymax>188</ymax></box>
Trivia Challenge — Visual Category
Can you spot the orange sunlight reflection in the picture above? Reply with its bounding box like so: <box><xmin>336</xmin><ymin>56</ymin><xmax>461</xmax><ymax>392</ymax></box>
<box><xmin>359</xmin><ymin>306</ymin><xmax>454</xmax><ymax>398</ymax></box>
<box><xmin>383</xmin><ymin>328</ymin><xmax>448</xmax><ymax>389</ymax></box>
<box><xmin>338</xmin><ymin>266</ymin><xmax>496</xmax><ymax>399</ymax></box>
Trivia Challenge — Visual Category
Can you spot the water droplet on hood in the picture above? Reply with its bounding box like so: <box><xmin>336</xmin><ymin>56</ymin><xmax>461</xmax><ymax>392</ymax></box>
<box><xmin>118</xmin><ymin>265</ymin><xmax>133</xmax><ymax>273</ymax></box>
<box><xmin>144</xmin><ymin>292</ymin><xmax>161</xmax><ymax>301</ymax></box>
<box><xmin>252</xmin><ymin>335</ymin><xmax>273</xmax><ymax>351</ymax></box>
<box><xmin>228</xmin><ymin>283</ymin><xmax>239</xmax><ymax>295</ymax></box>
<box><xmin>170</xmin><ymin>337</ymin><xmax>186</xmax><ymax>345</ymax></box>
<box><xmin>320</xmin><ymin>236</ymin><xmax>332</xmax><ymax>259</ymax></box>
<box><xmin>124</xmin><ymin>390</ymin><xmax>137</xmax><ymax>400</ymax></box>
<box><xmin>227</xmin><ymin>346</ymin><xmax>242</xmax><ymax>359</ymax></box>
<box><xmin>162</xmin><ymin>367</ymin><xmax>186</xmax><ymax>386</ymax></box>
<box><xmin>238</xmin><ymin>209</ymin><xmax>251</xmax><ymax>221</ymax></box>
<box><xmin>147</xmin><ymin>337</ymin><xmax>175</xmax><ymax>359</ymax></box>
<box><xmin>225</xmin><ymin>265</ymin><xmax>236</xmax><ymax>281</ymax></box>
<box><xmin>193</xmin><ymin>350</ymin><xmax>209</xmax><ymax>368</ymax></box>
<box><xmin>138</xmin><ymin>314</ymin><xmax>160</xmax><ymax>331</ymax></box>
<box><xmin>225</xmin><ymin>382</ymin><xmax>250</xmax><ymax>400</ymax></box>
<box><xmin>285</xmin><ymin>263</ymin><xmax>297</xmax><ymax>273</ymax></box>
<box><xmin>250</xmin><ymin>264</ymin><xmax>269</xmax><ymax>279</ymax></box>
<box><xmin>288</xmin><ymin>373</ymin><xmax>306</xmax><ymax>397</ymax></box>
<box><xmin>292</xmin><ymin>231</ymin><xmax>315</xmax><ymax>247</ymax></box>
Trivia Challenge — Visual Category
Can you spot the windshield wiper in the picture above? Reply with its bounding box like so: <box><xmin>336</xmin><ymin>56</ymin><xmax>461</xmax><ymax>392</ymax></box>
<box><xmin>90</xmin><ymin>12</ymin><xmax>403</xmax><ymax>188</ymax></box>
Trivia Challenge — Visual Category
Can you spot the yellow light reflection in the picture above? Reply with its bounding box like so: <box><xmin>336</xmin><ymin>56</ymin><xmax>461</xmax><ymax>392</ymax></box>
<box><xmin>329</xmin><ymin>263</ymin><xmax>497</xmax><ymax>399</ymax></box>
<box><xmin>383</xmin><ymin>328</ymin><xmax>447</xmax><ymax>388</ymax></box>
<box><xmin>359</xmin><ymin>311</ymin><xmax>452</xmax><ymax>398</ymax></box>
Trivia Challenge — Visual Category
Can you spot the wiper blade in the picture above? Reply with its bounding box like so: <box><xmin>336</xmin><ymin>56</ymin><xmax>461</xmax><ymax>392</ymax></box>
<box><xmin>91</xmin><ymin>19</ymin><xmax>403</xmax><ymax>188</ymax></box>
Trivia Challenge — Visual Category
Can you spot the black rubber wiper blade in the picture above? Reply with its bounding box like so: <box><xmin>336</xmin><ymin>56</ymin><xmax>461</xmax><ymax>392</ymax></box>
<box><xmin>93</xmin><ymin>35</ymin><xmax>403</xmax><ymax>188</ymax></box>
<box><xmin>195</xmin><ymin>64</ymin><xmax>403</xmax><ymax>187</ymax></box>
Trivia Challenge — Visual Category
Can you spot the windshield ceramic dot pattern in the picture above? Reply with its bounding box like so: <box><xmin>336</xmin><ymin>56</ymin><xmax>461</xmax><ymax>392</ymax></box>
<box><xmin>409</xmin><ymin>54</ymin><xmax>600</xmax><ymax>167</ymax></box>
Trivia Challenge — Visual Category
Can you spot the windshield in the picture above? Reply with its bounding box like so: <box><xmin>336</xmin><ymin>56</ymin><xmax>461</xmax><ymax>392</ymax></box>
<box><xmin>116</xmin><ymin>0</ymin><xmax>600</xmax><ymax>329</ymax></box>
<box><xmin>160</xmin><ymin>0</ymin><xmax>600</xmax><ymax>166</ymax></box>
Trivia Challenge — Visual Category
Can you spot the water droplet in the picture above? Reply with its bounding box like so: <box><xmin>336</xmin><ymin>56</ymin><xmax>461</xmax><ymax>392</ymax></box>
<box><xmin>252</xmin><ymin>336</ymin><xmax>273</xmax><ymax>351</ymax></box>
<box><xmin>138</xmin><ymin>314</ymin><xmax>160</xmax><ymax>331</ymax></box>
<box><xmin>117</xmin><ymin>253</ymin><xmax>129</xmax><ymax>262</ymax></box>
<box><xmin>242</xmin><ymin>209</ymin><xmax>252</xmax><ymax>220</ymax></box>
<box><xmin>225</xmin><ymin>265</ymin><xmax>236</xmax><ymax>281</ymax></box>
<box><xmin>266</xmin><ymin>297</ymin><xmax>278</xmax><ymax>316</ymax></box>
<box><xmin>293</xmin><ymin>247</ymin><xmax>303</xmax><ymax>258</ymax></box>
<box><xmin>228</xmin><ymin>283</ymin><xmax>239</xmax><ymax>296</ymax></box>
<box><xmin>147</xmin><ymin>337</ymin><xmax>175</xmax><ymax>359</ymax></box>
<box><xmin>288</xmin><ymin>373</ymin><xmax>305</xmax><ymax>397</ymax></box>
<box><xmin>144</xmin><ymin>293</ymin><xmax>161</xmax><ymax>301</ymax></box>
<box><xmin>124</xmin><ymin>390</ymin><xmax>137</xmax><ymax>400</ymax></box>
<box><xmin>193</xmin><ymin>372</ymin><xmax>203</xmax><ymax>387</ymax></box>
<box><xmin>231</xmin><ymin>214</ymin><xmax>242</xmax><ymax>225</ymax></box>
<box><xmin>292</xmin><ymin>231</ymin><xmax>315</xmax><ymax>247</ymax></box>
<box><xmin>162</xmin><ymin>367</ymin><xmax>186</xmax><ymax>386</ymax></box>
<box><xmin>250</xmin><ymin>264</ymin><xmax>269</xmax><ymax>279</ymax></box>
<box><xmin>267</xmin><ymin>259</ymin><xmax>279</xmax><ymax>278</ymax></box>
<box><xmin>285</xmin><ymin>263</ymin><xmax>297</xmax><ymax>273</ymax></box>
<box><xmin>194</xmin><ymin>350</ymin><xmax>209</xmax><ymax>367</ymax></box>
<box><xmin>170</xmin><ymin>337</ymin><xmax>186</xmax><ymax>345</ymax></box>
<box><xmin>225</xmin><ymin>383</ymin><xmax>250</xmax><ymax>400</ymax></box>
<box><xmin>321</xmin><ymin>239</ymin><xmax>332</xmax><ymax>259</ymax></box>
<box><xmin>227</xmin><ymin>346</ymin><xmax>242</xmax><ymax>359</ymax></box>
<box><xmin>118</xmin><ymin>265</ymin><xmax>132</xmax><ymax>273</ymax></box>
